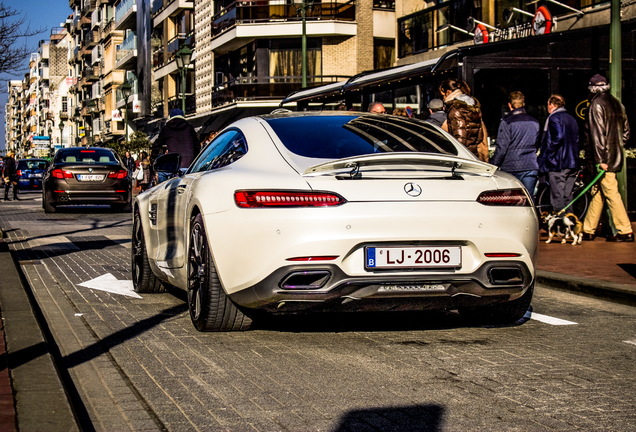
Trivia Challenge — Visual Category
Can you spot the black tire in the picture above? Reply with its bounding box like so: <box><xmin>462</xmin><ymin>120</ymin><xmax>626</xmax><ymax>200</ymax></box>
<box><xmin>132</xmin><ymin>210</ymin><xmax>165</xmax><ymax>293</ymax></box>
<box><xmin>188</xmin><ymin>213</ymin><xmax>252</xmax><ymax>332</ymax></box>
<box><xmin>459</xmin><ymin>284</ymin><xmax>534</xmax><ymax>325</ymax></box>
<box><xmin>118</xmin><ymin>202</ymin><xmax>133</xmax><ymax>213</ymax></box>
<box><xmin>43</xmin><ymin>196</ymin><xmax>56</xmax><ymax>213</ymax></box>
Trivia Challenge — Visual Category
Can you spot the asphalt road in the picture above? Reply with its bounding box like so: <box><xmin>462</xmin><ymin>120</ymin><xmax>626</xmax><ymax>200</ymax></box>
<box><xmin>1</xmin><ymin>194</ymin><xmax>635</xmax><ymax>431</ymax></box>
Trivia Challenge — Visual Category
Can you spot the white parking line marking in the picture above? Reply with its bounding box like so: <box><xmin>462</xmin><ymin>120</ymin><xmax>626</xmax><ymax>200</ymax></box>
<box><xmin>524</xmin><ymin>311</ymin><xmax>577</xmax><ymax>325</ymax></box>
<box><xmin>623</xmin><ymin>340</ymin><xmax>636</xmax><ymax>347</ymax></box>
<box><xmin>78</xmin><ymin>273</ymin><xmax>141</xmax><ymax>298</ymax></box>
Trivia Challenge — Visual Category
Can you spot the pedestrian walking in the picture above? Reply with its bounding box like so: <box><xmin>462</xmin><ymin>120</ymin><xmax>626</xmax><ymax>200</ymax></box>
<box><xmin>138</xmin><ymin>151</ymin><xmax>152</xmax><ymax>192</ymax></box>
<box><xmin>423</xmin><ymin>98</ymin><xmax>447</xmax><ymax>127</ymax></box>
<box><xmin>123</xmin><ymin>151</ymin><xmax>136</xmax><ymax>177</ymax></box>
<box><xmin>491</xmin><ymin>91</ymin><xmax>541</xmax><ymax>197</ymax></box>
<box><xmin>152</xmin><ymin>108</ymin><xmax>200</xmax><ymax>183</ymax></box>
<box><xmin>537</xmin><ymin>94</ymin><xmax>580</xmax><ymax>212</ymax></box>
<box><xmin>2</xmin><ymin>151</ymin><xmax>18</xmax><ymax>201</ymax></box>
<box><xmin>439</xmin><ymin>79</ymin><xmax>489</xmax><ymax>162</ymax></box>
<box><xmin>581</xmin><ymin>74</ymin><xmax>633</xmax><ymax>242</ymax></box>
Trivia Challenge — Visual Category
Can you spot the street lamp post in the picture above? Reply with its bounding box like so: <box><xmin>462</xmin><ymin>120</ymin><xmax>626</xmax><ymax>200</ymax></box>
<box><xmin>174</xmin><ymin>46</ymin><xmax>193</xmax><ymax>114</ymax></box>
<box><xmin>59</xmin><ymin>120</ymin><xmax>64</xmax><ymax>146</ymax></box>
<box><xmin>293</xmin><ymin>0</ymin><xmax>314</xmax><ymax>88</ymax></box>
<box><xmin>120</xmin><ymin>82</ymin><xmax>133</xmax><ymax>144</ymax></box>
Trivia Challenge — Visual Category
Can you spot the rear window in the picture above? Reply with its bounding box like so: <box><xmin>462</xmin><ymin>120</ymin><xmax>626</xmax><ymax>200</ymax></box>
<box><xmin>18</xmin><ymin>160</ymin><xmax>49</xmax><ymax>170</ymax></box>
<box><xmin>265</xmin><ymin>115</ymin><xmax>459</xmax><ymax>159</ymax></box>
<box><xmin>55</xmin><ymin>149</ymin><xmax>118</xmax><ymax>164</ymax></box>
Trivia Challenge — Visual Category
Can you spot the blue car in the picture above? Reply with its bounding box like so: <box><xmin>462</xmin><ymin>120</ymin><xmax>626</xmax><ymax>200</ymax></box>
<box><xmin>17</xmin><ymin>159</ymin><xmax>50</xmax><ymax>192</ymax></box>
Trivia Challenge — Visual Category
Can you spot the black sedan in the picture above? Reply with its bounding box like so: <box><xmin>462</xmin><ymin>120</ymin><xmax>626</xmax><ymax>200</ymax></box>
<box><xmin>42</xmin><ymin>147</ymin><xmax>132</xmax><ymax>213</ymax></box>
<box><xmin>17</xmin><ymin>158</ymin><xmax>50</xmax><ymax>192</ymax></box>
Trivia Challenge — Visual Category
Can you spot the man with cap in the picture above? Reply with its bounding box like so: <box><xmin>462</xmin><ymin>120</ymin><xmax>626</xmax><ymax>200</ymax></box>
<box><xmin>152</xmin><ymin>108</ymin><xmax>200</xmax><ymax>183</ymax></box>
<box><xmin>424</xmin><ymin>99</ymin><xmax>447</xmax><ymax>127</ymax></box>
<box><xmin>582</xmin><ymin>74</ymin><xmax>633</xmax><ymax>242</ymax></box>
<box><xmin>2</xmin><ymin>151</ymin><xmax>18</xmax><ymax>201</ymax></box>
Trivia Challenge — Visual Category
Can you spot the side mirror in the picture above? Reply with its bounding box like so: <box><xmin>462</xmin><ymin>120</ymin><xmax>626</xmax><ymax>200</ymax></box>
<box><xmin>153</xmin><ymin>153</ymin><xmax>181</xmax><ymax>174</ymax></box>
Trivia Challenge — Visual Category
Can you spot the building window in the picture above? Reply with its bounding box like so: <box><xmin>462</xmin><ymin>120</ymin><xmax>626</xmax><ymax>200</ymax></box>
<box><xmin>269</xmin><ymin>39</ymin><xmax>322</xmax><ymax>83</ymax></box>
<box><xmin>398</xmin><ymin>0</ymin><xmax>480</xmax><ymax>57</ymax></box>
<box><xmin>374</xmin><ymin>38</ymin><xmax>395</xmax><ymax>70</ymax></box>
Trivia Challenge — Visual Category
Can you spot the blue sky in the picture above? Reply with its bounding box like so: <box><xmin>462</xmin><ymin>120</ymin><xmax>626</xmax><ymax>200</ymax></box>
<box><xmin>2</xmin><ymin>0</ymin><xmax>72</xmax><ymax>150</ymax></box>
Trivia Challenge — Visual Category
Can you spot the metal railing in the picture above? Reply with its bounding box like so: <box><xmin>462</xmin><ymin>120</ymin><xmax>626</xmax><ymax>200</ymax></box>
<box><xmin>115</xmin><ymin>0</ymin><xmax>135</xmax><ymax>22</ymax></box>
<box><xmin>212</xmin><ymin>75</ymin><xmax>348</xmax><ymax>106</ymax></box>
<box><xmin>213</xmin><ymin>0</ymin><xmax>355</xmax><ymax>36</ymax></box>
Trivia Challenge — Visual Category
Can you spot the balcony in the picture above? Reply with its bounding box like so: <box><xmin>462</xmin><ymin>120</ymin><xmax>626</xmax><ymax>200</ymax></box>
<box><xmin>211</xmin><ymin>75</ymin><xmax>347</xmax><ymax>107</ymax></box>
<box><xmin>79</xmin><ymin>65</ymin><xmax>101</xmax><ymax>87</ymax></box>
<box><xmin>152</xmin><ymin>0</ymin><xmax>194</xmax><ymax>28</ymax></box>
<box><xmin>82</xmin><ymin>0</ymin><xmax>97</xmax><ymax>17</ymax></box>
<box><xmin>213</xmin><ymin>0</ymin><xmax>355</xmax><ymax>34</ymax></box>
<box><xmin>115</xmin><ymin>0</ymin><xmax>137</xmax><ymax>30</ymax></box>
<box><xmin>115</xmin><ymin>45</ymin><xmax>138</xmax><ymax>70</ymax></box>
<box><xmin>81</xmin><ymin>98</ymin><xmax>102</xmax><ymax>117</ymax></box>
<box><xmin>153</xmin><ymin>33</ymin><xmax>193</xmax><ymax>70</ymax></box>
<box><xmin>84</xmin><ymin>29</ymin><xmax>100</xmax><ymax>47</ymax></box>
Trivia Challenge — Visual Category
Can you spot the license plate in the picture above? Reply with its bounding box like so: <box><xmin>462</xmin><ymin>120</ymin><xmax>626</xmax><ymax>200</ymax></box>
<box><xmin>365</xmin><ymin>246</ymin><xmax>461</xmax><ymax>269</ymax></box>
<box><xmin>29</xmin><ymin>173</ymin><xmax>42</xmax><ymax>178</ymax></box>
<box><xmin>77</xmin><ymin>174</ymin><xmax>104</xmax><ymax>181</ymax></box>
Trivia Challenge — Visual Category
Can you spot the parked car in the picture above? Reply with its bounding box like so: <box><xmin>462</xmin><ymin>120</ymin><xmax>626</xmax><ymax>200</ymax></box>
<box><xmin>42</xmin><ymin>147</ymin><xmax>132</xmax><ymax>213</ymax></box>
<box><xmin>132</xmin><ymin>112</ymin><xmax>539</xmax><ymax>331</ymax></box>
<box><xmin>16</xmin><ymin>158</ymin><xmax>50</xmax><ymax>192</ymax></box>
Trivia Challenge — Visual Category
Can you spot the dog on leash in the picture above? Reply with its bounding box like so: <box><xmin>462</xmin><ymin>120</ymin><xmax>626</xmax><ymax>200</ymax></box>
<box><xmin>541</xmin><ymin>211</ymin><xmax>583</xmax><ymax>245</ymax></box>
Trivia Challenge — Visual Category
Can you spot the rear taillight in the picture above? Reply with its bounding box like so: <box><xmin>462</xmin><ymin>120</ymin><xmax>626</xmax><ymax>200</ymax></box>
<box><xmin>234</xmin><ymin>191</ymin><xmax>346</xmax><ymax>208</ymax></box>
<box><xmin>477</xmin><ymin>189</ymin><xmax>529</xmax><ymax>206</ymax></box>
<box><xmin>108</xmin><ymin>169</ymin><xmax>128</xmax><ymax>179</ymax></box>
<box><xmin>51</xmin><ymin>168</ymin><xmax>73</xmax><ymax>179</ymax></box>
<box><xmin>16</xmin><ymin>170</ymin><xmax>22</xmax><ymax>177</ymax></box>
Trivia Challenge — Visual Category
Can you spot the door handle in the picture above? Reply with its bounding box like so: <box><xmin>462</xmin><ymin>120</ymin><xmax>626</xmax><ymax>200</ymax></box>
<box><xmin>177</xmin><ymin>184</ymin><xmax>187</xmax><ymax>194</ymax></box>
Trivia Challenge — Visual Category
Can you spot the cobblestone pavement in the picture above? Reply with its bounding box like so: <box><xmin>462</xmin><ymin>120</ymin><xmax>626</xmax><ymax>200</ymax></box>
<box><xmin>1</xmin><ymin>196</ymin><xmax>636</xmax><ymax>431</ymax></box>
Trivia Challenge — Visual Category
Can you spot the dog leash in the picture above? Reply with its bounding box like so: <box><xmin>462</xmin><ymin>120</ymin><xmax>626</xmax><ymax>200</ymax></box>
<box><xmin>556</xmin><ymin>165</ymin><xmax>606</xmax><ymax>215</ymax></box>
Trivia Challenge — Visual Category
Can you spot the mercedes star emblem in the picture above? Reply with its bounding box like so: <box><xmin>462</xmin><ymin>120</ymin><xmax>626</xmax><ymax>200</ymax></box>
<box><xmin>404</xmin><ymin>182</ymin><xmax>422</xmax><ymax>197</ymax></box>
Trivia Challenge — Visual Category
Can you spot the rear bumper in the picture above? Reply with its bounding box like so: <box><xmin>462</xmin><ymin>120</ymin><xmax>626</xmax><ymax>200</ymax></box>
<box><xmin>45</xmin><ymin>190</ymin><xmax>131</xmax><ymax>205</ymax></box>
<box><xmin>229</xmin><ymin>260</ymin><xmax>534</xmax><ymax>313</ymax></box>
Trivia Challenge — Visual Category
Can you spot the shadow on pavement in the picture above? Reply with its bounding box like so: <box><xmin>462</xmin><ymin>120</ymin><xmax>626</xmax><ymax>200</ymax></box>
<box><xmin>331</xmin><ymin>403</ymin><xmax>444</xmax><ymax>432</ymax></box>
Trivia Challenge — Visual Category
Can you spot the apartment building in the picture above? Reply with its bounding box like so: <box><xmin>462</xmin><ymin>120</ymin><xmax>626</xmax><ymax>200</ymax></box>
<box><xmin>200</xmin><ymin>0</ymin><xmax>395</xmax><ymax>131</ymax></box>
<box><xmin>5</xmin><ymin>81</ymin><xmax>25</xmax><ymax>155</ymax></box>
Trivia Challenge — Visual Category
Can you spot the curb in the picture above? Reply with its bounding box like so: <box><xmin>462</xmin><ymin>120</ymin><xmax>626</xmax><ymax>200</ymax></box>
<box><xmin>0</xmin><ymin>231</ymin><xmax>79</xmax><ymax>431</ymax></box>
<box><xmin>537</xmin><ymin>270</ymin><xmax>636</xmax><ymax>305</ymax></box>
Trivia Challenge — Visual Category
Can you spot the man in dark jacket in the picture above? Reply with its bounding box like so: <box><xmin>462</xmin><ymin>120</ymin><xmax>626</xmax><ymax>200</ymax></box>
<box><xmin>582</xmin><ymin>74</ymin><xmax>633</xmax><ymax>242</ymax></box>
<box><xmin>491</xmin><ymin>91</ymin><xmax>540</xmax><ymax>198</ymax></box>
<box><xmin>537</xmin><ymin>94</ymin><xmax>580</xmax><ymax>212</ymax></box>
<box><xmin>152</xmin><ymin>108</ymin><xmax>200</xmax><ymax>183</ymax></box>
<box><xmin>2</xmin><ymin>151</ymin><xmax>18</xmax><ymax>201</ymax></box>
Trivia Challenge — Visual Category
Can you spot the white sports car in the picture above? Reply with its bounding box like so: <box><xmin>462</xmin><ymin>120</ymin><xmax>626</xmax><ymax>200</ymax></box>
<box><xmin>132</xmin><ymin>112</ymin><xmax>538</xmax><ymax>331</ymax></box>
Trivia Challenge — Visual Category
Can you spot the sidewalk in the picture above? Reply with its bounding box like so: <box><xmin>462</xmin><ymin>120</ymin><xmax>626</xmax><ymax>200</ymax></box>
<box><xmin>536</xmin><ymin>221</ymin><xmax>636</xmax><ymax>304</ymax></box>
